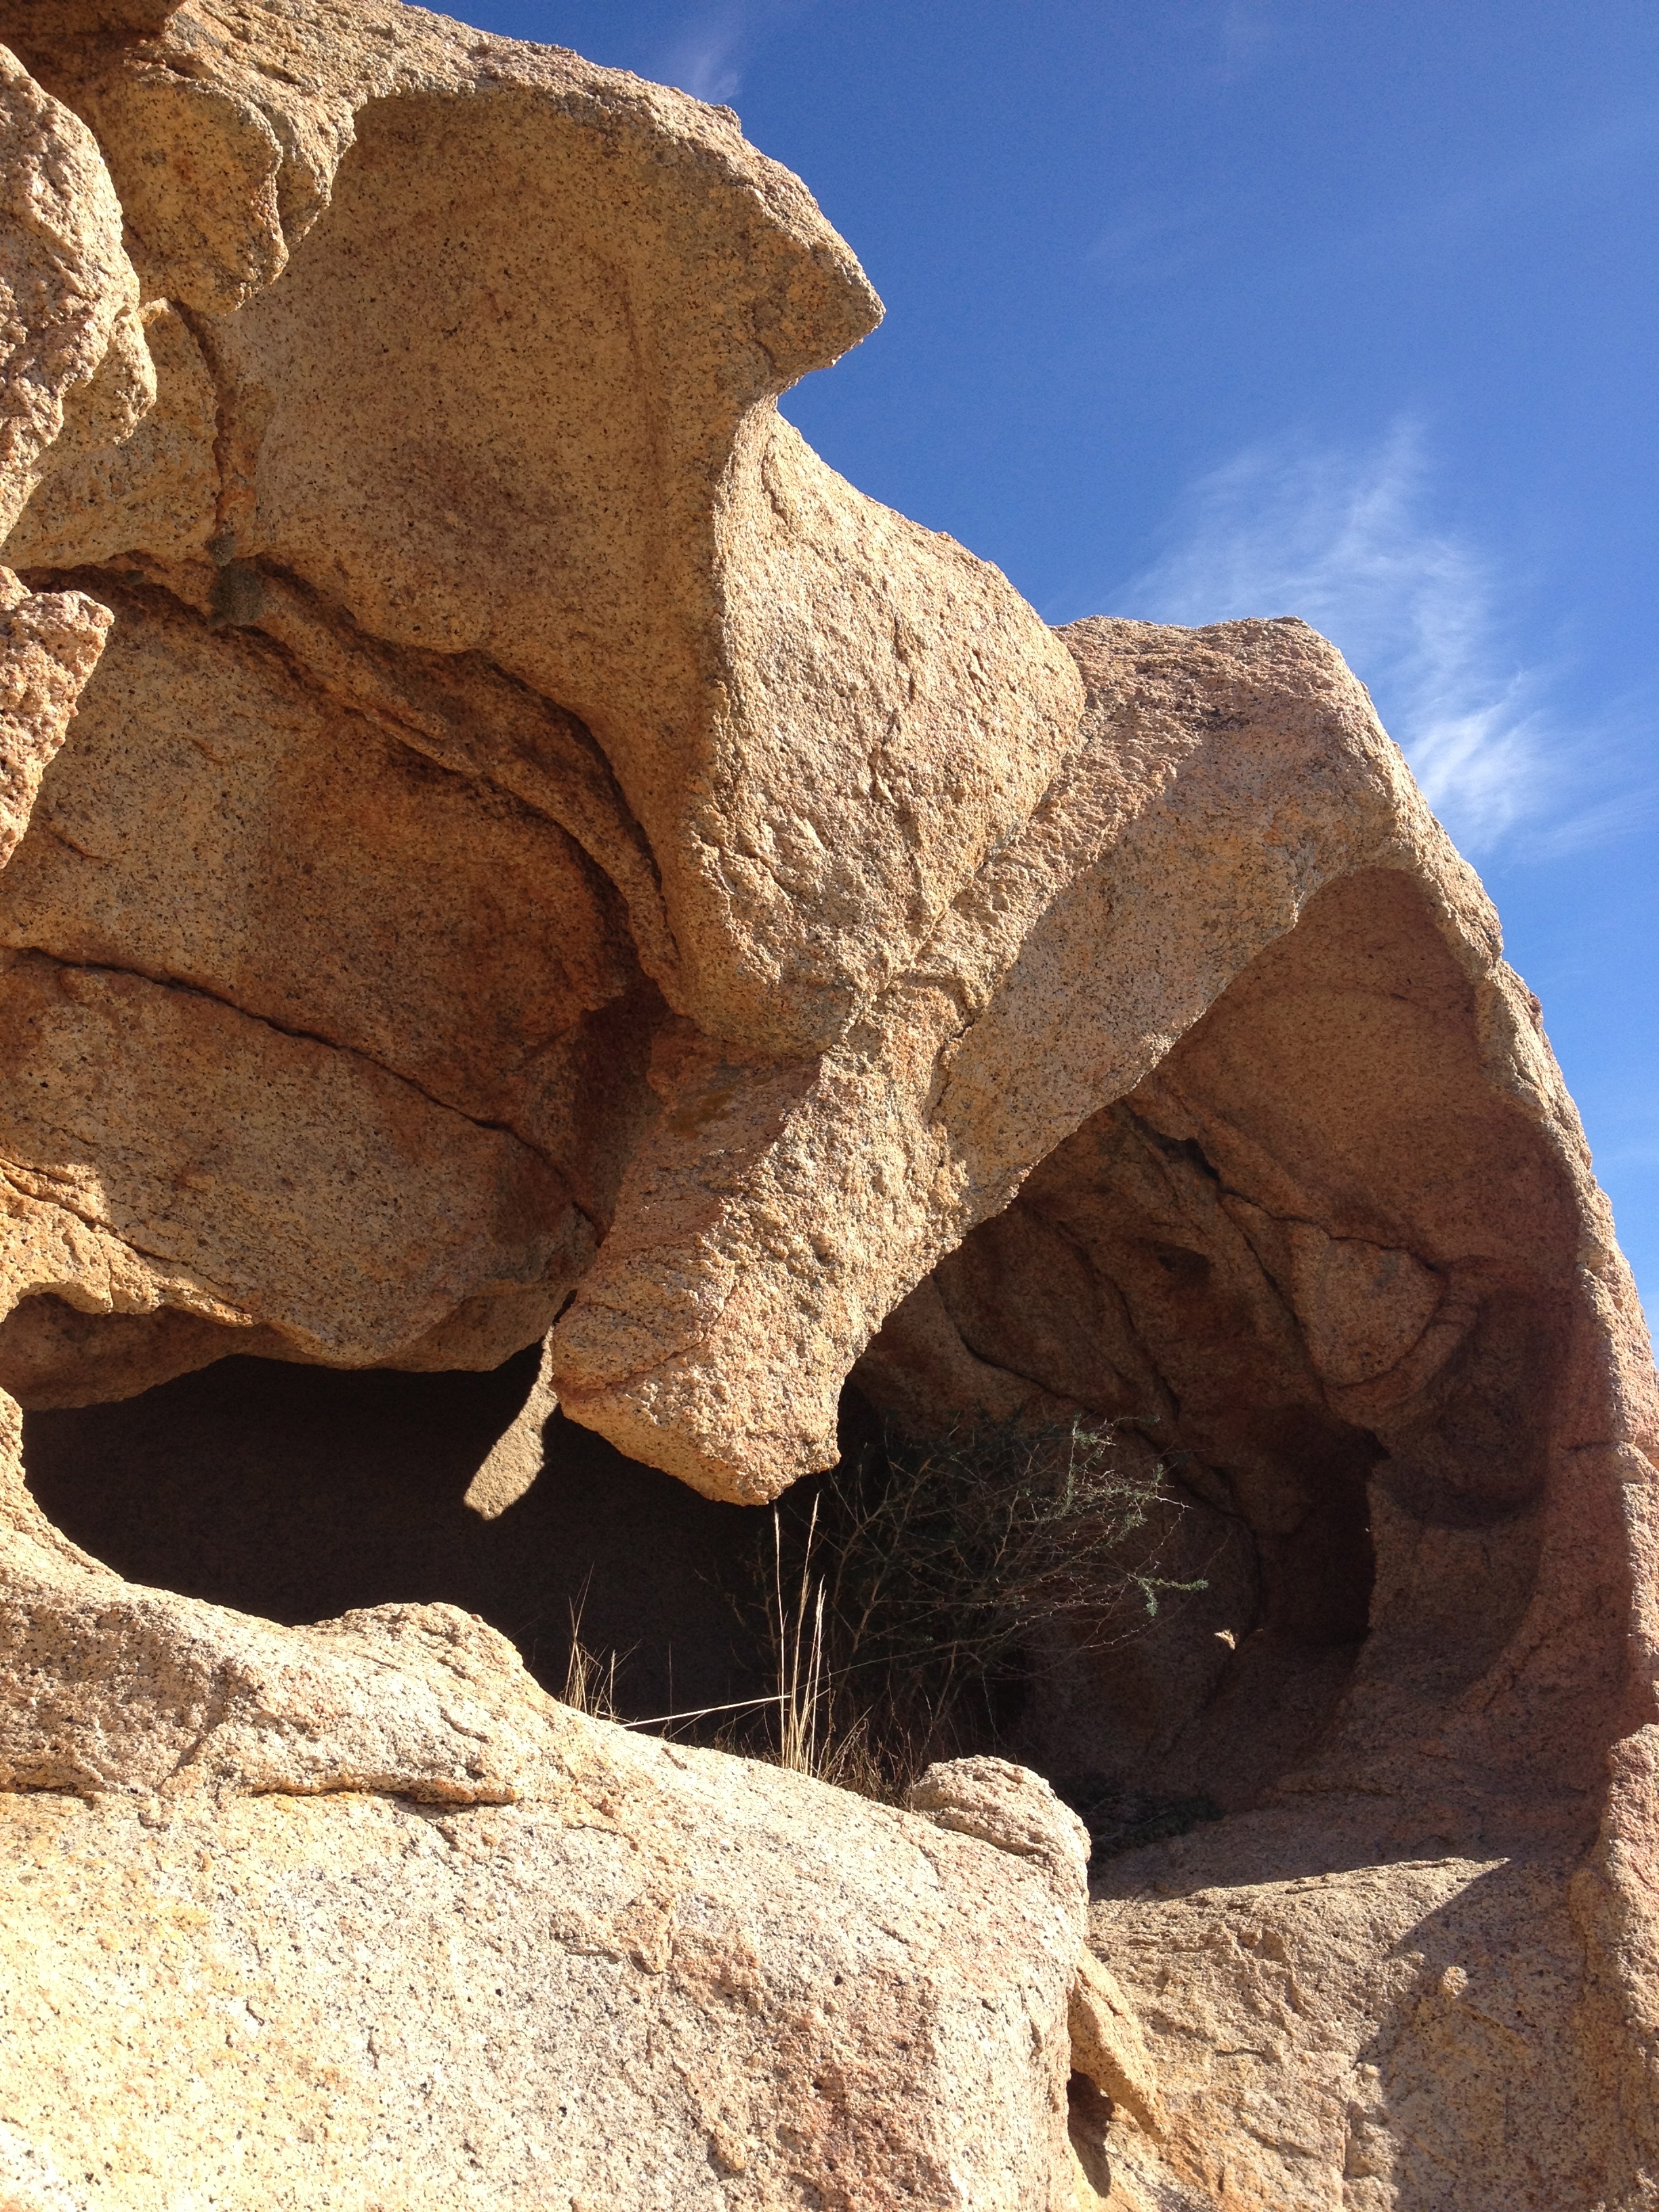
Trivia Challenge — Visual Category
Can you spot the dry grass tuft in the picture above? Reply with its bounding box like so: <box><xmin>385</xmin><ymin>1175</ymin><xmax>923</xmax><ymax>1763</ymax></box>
<box><xmin>553</xmin><ymin>1416</ymin><xmax>1206</xmax><ymax>1808</ymax></box>
<box><xmin>559</xmin><ymin>1591</ymin><xmax>623</xmax><ymax>1723</ymax></box>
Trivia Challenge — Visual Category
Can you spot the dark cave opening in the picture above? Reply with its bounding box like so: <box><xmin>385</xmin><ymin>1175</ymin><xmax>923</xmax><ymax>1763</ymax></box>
<box><xmin>2</xmin><ymin>867</ymin><xmax>1580</xmax><ymax>1882</ymax></box>
<box><xmin>21</xmin><ymin>1345</ymin><xmax>771</xmax><ymax>1727</ymax></box>
<box><xmin>17</xmin><ymin>1323</ymin><xmax>1385</xmax><ymax>1843</ymax></box>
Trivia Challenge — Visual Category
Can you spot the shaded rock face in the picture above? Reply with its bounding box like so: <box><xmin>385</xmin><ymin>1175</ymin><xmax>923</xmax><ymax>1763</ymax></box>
<box><xmin>0</xmin><ymin>2</ymin><xmax>1654</xmax><ymax>2205</ymax></box>
<box><xmin>863</xmin><ymin>860</ymin><xmax>1591</xmax><ymax>1807</ymax></box>
<box><xmin>851</xmin><ymin>837</ymin><xmax>1658</xmax><ymax>2208</ymax></box>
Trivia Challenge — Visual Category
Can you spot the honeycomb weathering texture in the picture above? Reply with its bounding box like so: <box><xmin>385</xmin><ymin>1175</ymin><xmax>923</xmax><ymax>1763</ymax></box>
<box><xmin>0</xmin><ymin>3</ymin><xmax>1654</xmax><ymax>2205</ymax></box>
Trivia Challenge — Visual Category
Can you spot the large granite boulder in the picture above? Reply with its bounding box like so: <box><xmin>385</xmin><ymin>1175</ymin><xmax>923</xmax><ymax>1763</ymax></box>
<box><xmin>0</xmin><ymin>1387</ymin><xmax>1092</xmax><ymax>2207</ymax></box>
<box><xmin>0</xmin><ymin>3</ymin><xmax>1653</xmax><ymax>2204</ymax></box>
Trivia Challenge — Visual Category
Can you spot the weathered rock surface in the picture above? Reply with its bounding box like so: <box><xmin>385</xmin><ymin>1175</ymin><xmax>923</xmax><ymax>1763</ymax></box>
<box><xmin>0</xmin><ymin>44</ymin><xmax>151</xmax><ymax>542</ymax></box>
<box><xmin>846</xmin><ymin>636</ymin><xmax>1659</xmax><ymax>2206</ymax></box>
<box><xmin>0</xmin><ymin>569</ymin><xmax>110</xmax><ymax>871</ymax></box>
<box><xmin>4</xmin><ymin>299</ymin><xmax>216</xmax><ymax>567</ymax></box>
<box><xmin>0</xmin><ymin>0</ymin><xmax>1654</xmax><ymax>2203</ymax></box>
<box><xmin>551</xmin><ymin>613</ymin><xmax>1503</xmax><ymax>1497</ymax></box>
<box><xmin>0</xmin><ymin>1778</ymin><xmax>1082</xmax><ymax>2209</ymax></box>
<box><xmin>1086</xmin><ymin>1818</ymin><xmax>1633</xmax><ymax>2211</ymax></box>
<box><xmin>0</xmin><ymin>565</ymin><xmax>623</xmax><ymax>1373</ymax></box>
<box><xmin>9</xmin><ymin>0</ymin><xmax>1084</xmax><ymax>1059</ymax></box>
<box><xmin>0</xmin><ymin>1388</ymin><xmax>1090</xmax><ymax>2207</ymax></box>
<box><xmin>0</xmin><ymin>46</ymin><xmax>134</xmax><ymax>884</ymax></box>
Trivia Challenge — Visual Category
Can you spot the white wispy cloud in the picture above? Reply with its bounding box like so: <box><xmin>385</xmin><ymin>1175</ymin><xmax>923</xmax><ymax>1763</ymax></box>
<box><xmin>1086</xmin><ymin>198</ymin><xmax>1220</xmax><ymax>284</ymax></box>
<box><xmin>662</xmin><ymin>2</ymin><xmax>748</xmax><ymax>103</ymax></box>
<box><xmin>1115</xmin><ymin>420</ymin><xmax>1644</xmax><ymax>855</ymax></box>
<box><xmin>1217</xmin><ymin>0</ymin><xmax>1281</xmax><ymax>81</ymax></box>
<box><xmin>657</xmin><ymin>0</ymin><xmax>812</xmax><ymax>106</ymax></box>
<box><xmin>1599</xmin><ymin>1142</ymin><xmax>1659</xmax><ymax>1171</ymax></box>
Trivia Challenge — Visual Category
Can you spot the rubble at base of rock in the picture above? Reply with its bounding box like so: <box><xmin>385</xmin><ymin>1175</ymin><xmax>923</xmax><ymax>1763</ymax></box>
<box><xmin>0</xmin><ymin>3</ymin><xmax>1652</xmax><ymax>2205</ymax></box>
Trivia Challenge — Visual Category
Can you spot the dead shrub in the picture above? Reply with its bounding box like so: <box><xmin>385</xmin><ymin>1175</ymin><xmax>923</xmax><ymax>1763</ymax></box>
<box><xmin>723</xmin><ymin>1415</ymin><xmax>1208</xmax><ymax>1799</ymax></box>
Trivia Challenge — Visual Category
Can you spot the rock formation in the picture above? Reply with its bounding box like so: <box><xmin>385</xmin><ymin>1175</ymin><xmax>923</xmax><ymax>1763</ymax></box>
<box><xmin>0</xmin><ymin>1</ymin><xmax>1654</xmax><ymax>2205</ymax></box>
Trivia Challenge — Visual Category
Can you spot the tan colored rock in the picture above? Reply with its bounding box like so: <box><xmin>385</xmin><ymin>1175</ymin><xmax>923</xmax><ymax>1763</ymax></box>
<box><xmin>0</xmin><ymin>1383</ymin><xmax>1088</xmax><ymax>2207</ymax></box>
<box><xmin>0</xmin><ymin>1778</ymin><xmax>1084</xmax><ymax>2209</ymax></box>
<box><xmin>550</xmin><ymin>611</ymin><xmax>1659</xmax><ymax>2197</ymax></box>
<box><xmin>45</xmin><ymin>59</ymin><xmax>286</xmax><ymax>314</ymax></box>
<box><xmin>548</xmin><ymin>617</ymin><xmax>1480</xmax><ymax>1496</ymax></box>
<box><xmin>0</xmin><ymin>947</ymin><xmax>592</xmax><ymax>1366</ymax></box>
<box><xmin>906</xmin><ymin>1751</ymin><xmax>1092</xmax><ymax>1893</ymax></box>
<box><xmin>0</xmin><ymin>0</ymin><xmax>1081</xmax><ymax>1391</ymax></box>
<box><xmin>0</xmin><ymin>44</ymin><xmax>151</xmax><ymax>541</ymax></box>
<box><xmin>0</xmin><ymin>563</ymin><xmax>656</xmax><ymax>1381</ymax></box>
<box><xmin>0</xmin><ymin>46</ymin><xmax>137</xmax><ymax>918</ymax></box>
<box><xmin>464</xmin><ymin>1331</ymin><xmax>559</xmax><ymax>1520</ymax></box>
<box><xmin>0</xmin><ymin>3</ymin><xmax>1655</xmax><ymax>2201</ymax></box>
<box><xmin>0</xmin><ymin>1286</ymin><xmax>285</xmax><ymax>1407</ymax></box>
<box><xmin>3</xmin><ymin>300</ymin><xmax>217</xmax><ymax>567</ymax></box>
<box><xmin>1088</xmin><ymin>1833</ymin><xmax>1627</xmax><ymax>2211</ymax></box>
<box><xmin>20</xmin><ymin>0</ymin><xmax>1084</xmax><ymax>1051</ymax></box>
<box><xmin>837</xmin><ymin>630</ymin><xmax>1659</xmax><ymax>2205</ymax></box>
<box><xmin>0</xmin><ymin>557</ymin><xmax>655</xmax><ymax>1380</ymax></box>
<box><xmin>112</xmin><ymin>551</ymin><xmax>680</xmax><ymax>1004</ymax></box>
<box><xmin>0</xmin><ymin>579</ymin><xmax>636</xmax><ymax>1137</ymax></box>
<box><xmin>0</xmin><ymin>1</ymin><xmax>180</xmax><ymax>38</ymax></box>
<box><xmin>1068</xmin><ymin>1949</ymin><xmax>1165</xmax><ymax>2140</ymax></box>
<box><xmin>0</xmin><ymin>571</ymin><xmax>110</xmax><ymax>869</ymax></box>
<box><xmin>0</xmin><ymin>1385</ymin><xmax>556</xmax><ymax>1801</ymax></box>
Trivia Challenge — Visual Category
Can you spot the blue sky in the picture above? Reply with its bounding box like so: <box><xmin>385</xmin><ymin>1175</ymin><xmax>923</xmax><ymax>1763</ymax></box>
<box><xmin>457</xmin><ymin>0</ymin><xmax>1658</xmax><ymax>1316</ymax></box>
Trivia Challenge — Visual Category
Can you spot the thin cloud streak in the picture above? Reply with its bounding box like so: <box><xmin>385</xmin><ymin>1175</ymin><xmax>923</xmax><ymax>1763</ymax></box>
<box><xmin>1086</xmin><ymin>197</ymin><xmax>1223</xmax><ymax>284</ymax></box>
<box><xmin>1598</xmin><ymin>1143</ymin><xmax>1659</xmax><ymax>1171</ymax></box>
<box><xmin>1393</xmin><ymin>95</ymin><xmax>1659</xmax><ymax>247</ymax></box>
<box><xmin>657</xmin><ymin>0</ymin><xmax>812</xmax><ymax>106</ymax></box>
<box><xmin>1217</xmin><ymin>0</ymin><xmax>1281</xmax><ymax>82</ymax></box>
<box><xmin>1113</xmin><ymin>422</ymin><xmax>1646</xmax><ymax>856</ymax></box>
<box><xmin>661</xmin><ymin>3</ymin><xmax>747</xmax><ymax>102</ymax></box>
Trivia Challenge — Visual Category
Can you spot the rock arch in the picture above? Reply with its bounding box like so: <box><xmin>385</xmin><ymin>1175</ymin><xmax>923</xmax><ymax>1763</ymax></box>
<box><xmin>0</xmin><ymin>4</ymin><xmax>1652</xmax><ymax>2203</ymax></box>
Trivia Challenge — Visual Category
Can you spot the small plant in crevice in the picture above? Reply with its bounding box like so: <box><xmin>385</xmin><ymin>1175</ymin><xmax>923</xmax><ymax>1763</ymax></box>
<box><xmin>558</xmin><ymin>1587</ymin><xmax>625</xmax><ymax>1723</ymax></box>
<box><xmin>717</xmin><ymin>1414</ymin><xmax>1210</xmax><ymax>1801</ymax></box>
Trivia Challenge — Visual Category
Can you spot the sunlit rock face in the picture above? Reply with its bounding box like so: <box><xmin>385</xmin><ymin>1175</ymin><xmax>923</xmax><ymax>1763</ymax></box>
<box><xmin>0</xmin><ymin>3</ymin><xmax>1653</xmax><ymax>2205</ymax></box>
